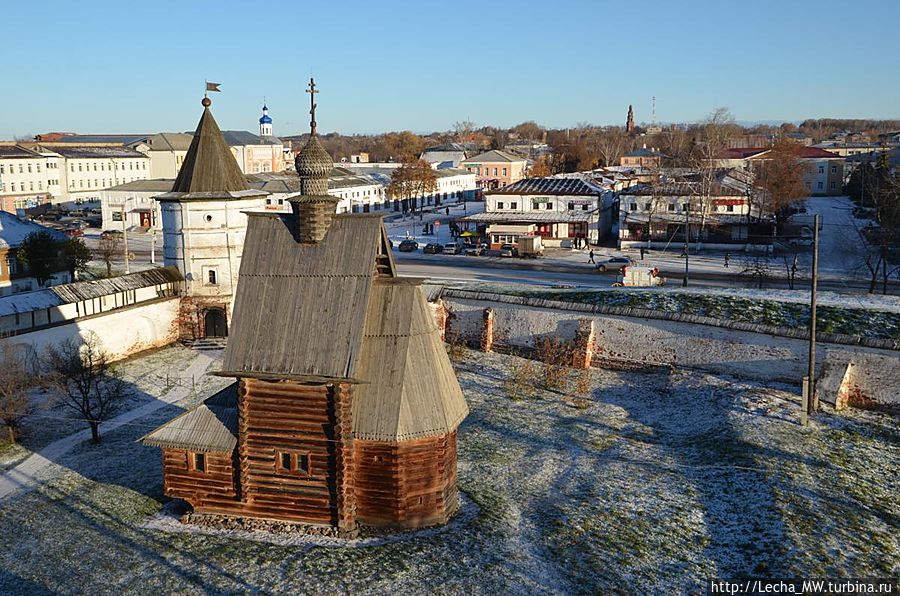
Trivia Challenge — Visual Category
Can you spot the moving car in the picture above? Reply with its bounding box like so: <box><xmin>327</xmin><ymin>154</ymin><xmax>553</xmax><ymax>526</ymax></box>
<box><xmin>463</xmin><ymin>244</ymin><xmax>486</xmax><ymax>256</ymax></box>
<box><xmin>595</xmin><ymin>256</ymin><xmax>632</xmax><ymax>272</ymax></box>
<box><xmin>499</xmin><ymin>243</ymin><xmax>519</xmax><ymax>258</ymax></box>
<box><xmin>615</xmin><ymin>265</ymin><xmax>665</xmax><ymax>287</ymax></box>
<box><xmin>442</xmin><ymin>243</ymin><xmax>463</xmax><ymax>255</ymax></box>
<box><xmin>398</xmin><ymin>239</ymin><xmax>419</xmax><ymax>252</ymax></box>
<box><xmin>422</xmin><ymin>243</ymin><xmax>442</xmax><ymax>254</ymax></box>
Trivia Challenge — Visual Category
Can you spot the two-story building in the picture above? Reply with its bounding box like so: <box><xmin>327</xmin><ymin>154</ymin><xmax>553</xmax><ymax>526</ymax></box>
<box><xmin>620</xmin><ymin>146</ymin><xmax>662</xmax><ymax>169</ymax></box>
<box><xmin>618</xmin><ymin>180</ymin><xmax>773</xmax><ymax>251</ymax></box>
<box><xmin>715</xmin><ymin>147</ymin><xmax>845</xmax><ymax>196</ymax></box>
<box><xmin>460</xmin><ymin>150</ymin><xmax>527</xmax><ymax>190</ymax></box>
<box><xmin>459</xmin><ymin>176</ymin><xmax>615</xmax><ymax>248</ymax></box>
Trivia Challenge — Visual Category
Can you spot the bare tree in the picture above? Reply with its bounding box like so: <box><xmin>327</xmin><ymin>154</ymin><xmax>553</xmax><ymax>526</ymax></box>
<box><xmin>752</xmin><ymin>139</ymin><xmax>810</xmax><ymax>224</ymax></box>
<box><xmin>0</xmin><ymin>343</ymin><xmax>38</xmax><ymax>443</ymax></box>
<box><xmin>387</xmin><ymin>159</ymin><xmax>438</xmax><ymax>214</ymax></box>
<box><xmin>45</xmin><ymin>334</ymin><xmax>128</xmax><ymax>443</ymax></box>
<box><xmin>96</xmin><ymin>234</ymin><xmax>121</xmax><ymax>277</ymax></box>
<box><xmin>741</xmin><ymin>254</ymin><xmax>773</xmax><ymax>289</ymax></box>
<box><xmin>782</xmin><ymin>251</ymin><xmax>803</xmax><ymax>290</ymax></box>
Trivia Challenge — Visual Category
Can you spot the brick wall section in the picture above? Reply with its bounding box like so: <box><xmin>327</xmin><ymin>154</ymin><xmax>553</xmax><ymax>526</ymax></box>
<box><xmin>437</xmin><ymin>292</ymin><xmax>900</xmax><ymax>406</ymax></box>
<box><xmin>572</xmin><ymin>319</ymin><xmax>595</xmax><ymax>369</ymax></box>
<box><xmin>481</xmin><ymin>308</ymin><xmax>494</xmax><ymax>352</ymax></box>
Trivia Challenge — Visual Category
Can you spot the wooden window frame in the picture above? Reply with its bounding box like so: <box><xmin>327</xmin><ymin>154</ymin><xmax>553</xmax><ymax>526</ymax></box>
<box><xmin>276</xmin><ymin>451</ymin><xmax>311</xmax><ymax>476</ymax></box>
<box><xmin>188</xmin><ymin>451</ymin><xmax>206</xmax><ymax>473</ymax></box>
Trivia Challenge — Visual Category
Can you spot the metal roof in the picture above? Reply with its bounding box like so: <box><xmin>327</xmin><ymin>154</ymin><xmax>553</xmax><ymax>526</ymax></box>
<box><xmin>352</xmin><ymin>280</ymin><xmax>468</xmax><ymax>441</ymax></box>
<box><xmin>459</xmin><ymin>210</ymin><xmax>597</xmax><ymax>224</ymax></box>
<box><xmin>0</xmin><ymin>145</ymin><xmax>42</xmax><ymax>159</ymax></box>
<box><xmin>221</xmin><ymin>213</ymin><xmax>386</xmax><ymax>380</ymax></box>
<box><xmin>45</xmin><ymin>146</ymin><xmax>146</xmax><ymax>159</ymax></box>
<box><xmin>53</xmin><ymin>134</ymin><xmax>150</xmax><ymax>145</ymax></box>
<box><xmin>140</xmin><ymin>383</ymin><xmax>238</xmax><ymax>453</ymax></box>
<box><xmin>461</xmin><ymin>149</ymin><xmax>526</xmax><ymax>164</ymax></box>
<box><xmin>620</xmin><ymin>182</ymin><xmax>746</xmax><ymax>197</ymax></box>
<box><xmin>487</xmin><ymin>177</ymin><xmax>602</xmax><ymax>196</ymax></box>
<box><xmin>104</xmin><ymin>179</ymin><xmax>178</xmax><ymax>193</ymax></box>
<box><xmin>221</xmin><ymin>130</ymin><xmax>282</xmax><ymax>146</ymax></box>
<box><xmin>144</xmin><ymin>133</ymin><xmax>193</xmax><ymax>152</ymax></box>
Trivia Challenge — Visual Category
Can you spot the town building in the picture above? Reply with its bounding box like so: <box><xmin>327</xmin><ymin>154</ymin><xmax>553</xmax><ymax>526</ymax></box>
<box><xmin>626</xmin><ymin>105</ymin><xmax>635</xmax><ymax>134</ymax></box>
<box><xmin>618</xmin><ymin>180</ymin><xmax>774</xmax><ymax>251</ymax></box>
<box><xmin>142</xmin><ymin>83</ymin><xmax>468</xmax><ymax>534</ymax></box>
<box><xmin>156</xmin><ymin>97</ymin><xmax>269</xmax><ymax>339</ymax></box>
<box><xmin>99</xmin><ymin>179</ymin><xmax>174</xmax><ymax>230</ymax></box>
<box><xmin>620</xmin><ymin>146</ymin><xmax>662</xmax><ymax>168</ymax></box>
<box><xmin>420</xmin><ymin>143</ymin><xmax>468</xmax><ymax>169</ymax></box>
<box><xmin>39</xmin><ymin>144</ymin><xmax>152</xmax><ymax>207</ymax></box>
<box><xmin>715</xmin><ymin>147</ymin><xmax>845</xmax><ymax>196</ymax></box>
<box><xmin>460</xmin><ymin>149</ymin><xmax>527</xmax><ymax>190</ymax></box>
<box><xmin>460</xmin><ymin>176</ymin><xmax>615</xmax><ymax>248</ymax></box>
<box><xmin>133</xmin><ymin>133</ymin><xmax>193</xmax><ymax>180</ymax></box>
<box><xmin>0</xmin><ymin>145</ymin><xmax>61</xmax><ymax>213</ymax></box>
<box><xmin>0</xmin><ymin>211</ymin><xmax>71</xmax><ymax>295</ymax></box>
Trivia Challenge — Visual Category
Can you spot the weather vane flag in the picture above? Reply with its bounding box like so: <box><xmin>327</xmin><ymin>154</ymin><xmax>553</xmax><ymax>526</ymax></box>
<box><xmin>205</xmin><ymin>81</ymin><xmax>222</xmax><ymax>97</ymax></box>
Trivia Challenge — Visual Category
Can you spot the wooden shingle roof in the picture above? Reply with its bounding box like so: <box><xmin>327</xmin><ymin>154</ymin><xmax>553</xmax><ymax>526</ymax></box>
<box><xmin>352</xmin><ymin>280</ymin><xmax>468</xmax><ymax>441</ymax></box>
<box><xmin>160</xmin><ymin>102</ymin><xmax>262</xmax><ymax>199</ymax></box>
<box><xmin>220</xmin><ymin>213</ymin><xmax>388</xmax><ymax>380</ymax></box>
<box><xmin>140</xmin><ymin>383</ymin><xmax>238</xmax><ymax>453</ymax></box>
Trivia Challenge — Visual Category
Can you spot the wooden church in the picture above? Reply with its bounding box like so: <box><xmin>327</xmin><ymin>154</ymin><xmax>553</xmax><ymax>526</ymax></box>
<box><xmin>143</xmin><ymin>82</ymin><xmax>469</xmax><ymax>536</ymax></box>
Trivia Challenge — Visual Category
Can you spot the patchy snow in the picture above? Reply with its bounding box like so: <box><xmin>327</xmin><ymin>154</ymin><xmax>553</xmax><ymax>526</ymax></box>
<box><xmin>0</xmin><ymin>211</ymin><xmax>67</xmax><ymax>249</ymax></box>
<box><xmin>142</xmin><ymin>494</ymin><xmax>480</xmax><ymax>549</ymax></box>
<box><xmin>0</xmin><ymin>349</ymin><xmax>895</xmax><ymax>593</ymax></box>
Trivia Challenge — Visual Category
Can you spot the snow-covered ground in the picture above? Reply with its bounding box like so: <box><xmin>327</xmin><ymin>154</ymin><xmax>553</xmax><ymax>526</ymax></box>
<box><xmin>0</xmin><ymin>349</ymin><xmax>896</xmax><ymax>593</ymax></box>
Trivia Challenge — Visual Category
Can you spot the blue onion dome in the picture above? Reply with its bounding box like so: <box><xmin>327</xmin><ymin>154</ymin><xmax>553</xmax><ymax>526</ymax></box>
<box><xmin>259</xmin><ymin>104</ymin><xmax>272</xmax><ymax>125</ymax></box>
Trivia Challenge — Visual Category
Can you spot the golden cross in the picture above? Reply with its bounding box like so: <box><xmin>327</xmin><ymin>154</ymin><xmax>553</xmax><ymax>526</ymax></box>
<box><xmin>306</xmin><ymin>77</ymin><xmax>318</xmax><ymax>135</ymax></box>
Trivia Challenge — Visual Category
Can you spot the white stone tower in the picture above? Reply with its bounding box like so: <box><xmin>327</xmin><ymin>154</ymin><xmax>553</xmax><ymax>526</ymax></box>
<box><xmin>156</xmin><ymin>96</ymin><xmax>269</xmax><ymax>339</ymax></box>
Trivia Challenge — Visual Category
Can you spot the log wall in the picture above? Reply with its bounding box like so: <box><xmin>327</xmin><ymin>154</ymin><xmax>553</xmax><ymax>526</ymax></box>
<box><xmin>234</xmin><ymin>378</ymin><xmax>340</xmax><ymax>526</ymax></box>
<box><xmin>162</xmin><ymin>449</ymin><xmax>238</xmax><ymax>509</ymax></box>
<box><xmin>354</xmin><ymin>431</ymin><xmax>459</xmax><ymax>529</ymax></box>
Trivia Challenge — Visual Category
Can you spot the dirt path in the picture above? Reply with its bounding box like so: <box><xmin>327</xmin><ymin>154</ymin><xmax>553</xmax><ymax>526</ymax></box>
<box><xmin>0</xmin><ymin>350</ymin><xmax>217</xmax><ymax>502</ymax></box>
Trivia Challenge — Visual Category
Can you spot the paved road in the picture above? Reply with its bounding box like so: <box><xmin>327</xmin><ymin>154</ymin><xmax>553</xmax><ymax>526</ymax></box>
<box><xmin>0</xmin><ymin>350</ymin><xmax>217</xmax><ymax>502</ymax></box>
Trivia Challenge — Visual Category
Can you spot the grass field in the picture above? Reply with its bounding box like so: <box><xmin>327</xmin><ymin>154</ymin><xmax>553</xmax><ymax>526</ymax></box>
<box><xmin>0</xmin><ymin>349</ymin><xmax>896</xmax><ymax>594</ymax></box>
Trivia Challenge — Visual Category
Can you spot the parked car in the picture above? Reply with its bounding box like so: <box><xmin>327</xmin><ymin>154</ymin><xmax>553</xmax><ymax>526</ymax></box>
<box><xmin>442</xmin><ymin>242</ymin><xmax>463</xmax><ymax>255</ymax></box>
<box><xmin>464</xmin><ymin>244</ymin><xmax>486</xmax><ymax>256</ymax></box>
<box><xmin>499</xmin><ymin>243</ymin><xmax>519</xmax><ymax>258</ymax></box>
<box><xmin>398</xmin><ymin>239</ymin><xmax>419</xmax><ymax>252</ymax></box>
<box><xmin>100</xmin><ymin>229</ymin><xmax>124</xmax><ymax>240</ymax></box>
<box><xmin>64</xmin><ymin>227</ymin><xmax>84</xmax><ymax>238</ymax></box>
<box><xmin>422</xmin><ymin>243</ymin><xmax>443</xmax><ymax>254</ymax></box>
<box><xmin>596</xmin><ymin>256</ymin><xmax>633</xmax><ymax>272</ymax></box>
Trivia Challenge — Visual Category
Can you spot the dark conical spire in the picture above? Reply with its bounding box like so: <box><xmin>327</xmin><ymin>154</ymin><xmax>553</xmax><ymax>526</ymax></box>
<box><xmin>171</xmin><ymin>97</ymin><xmax>250</xmax><ymax>194</ymax></box>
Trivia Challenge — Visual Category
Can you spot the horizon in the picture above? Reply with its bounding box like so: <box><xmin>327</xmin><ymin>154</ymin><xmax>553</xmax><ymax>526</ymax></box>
<box><xmin>1</xmin><ymin>0</ymin><xmax>898</xmax><ymax>139</ymax></box>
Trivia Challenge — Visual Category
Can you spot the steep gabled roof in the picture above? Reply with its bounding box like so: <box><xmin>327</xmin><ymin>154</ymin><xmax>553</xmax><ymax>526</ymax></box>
<box><xmin>169</xmin><ymin>105</ymin><xmax>253</xmax><ymax>195</ymax></box>
<box><xmin>220</xmin><ymin>213</ymin><xmax>391</xmax><ymax>381</ymax></box>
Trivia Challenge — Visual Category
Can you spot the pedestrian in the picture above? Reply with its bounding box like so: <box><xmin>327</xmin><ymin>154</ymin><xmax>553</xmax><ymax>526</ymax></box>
<box><xmin>724</xmin><ymin>252</ymin><xmax>730</xmax><ymax>268</ymax></box>
<box><xmin>445</xmin><ymin>207</ymin><xmax>450</xmax><ymax>216</ymax></box>
<box><xmin>588</xmin><ymin>249</ymin><xmax>595</xmax><ymax>264</ymax></box>
<box><xmin>640</xmin><ymin>247</ymin><xmax>645</xmax><ymax>260</ymax></box>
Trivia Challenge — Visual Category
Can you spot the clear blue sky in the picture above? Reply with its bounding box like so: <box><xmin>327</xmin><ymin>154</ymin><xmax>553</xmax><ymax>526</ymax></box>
<box><xmin>2</xmin><ymin>0</ymin><xmax>898</xmax><ymax>139</ymax></box>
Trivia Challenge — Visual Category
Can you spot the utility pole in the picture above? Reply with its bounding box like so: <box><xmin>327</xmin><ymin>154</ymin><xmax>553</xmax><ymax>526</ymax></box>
<box><xmin>121</xmin><ymin>207</ymin><xmax>130</xmax><ymax>275</ymax></box>
<box><xmin>806</xmin><ymin>213</ymin><xmax>820</xmax><ymax>416</ymax></box>
<box><xmin>682</xmin><ymin>199</ymin><xmax>690</xmax><ymax>287</ymax></box>
<box><xmin>150</xmin><ymin>228</ymin><xmax>156</xmax><ymax>265</ymax></box>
